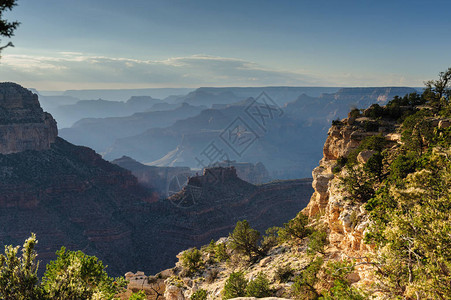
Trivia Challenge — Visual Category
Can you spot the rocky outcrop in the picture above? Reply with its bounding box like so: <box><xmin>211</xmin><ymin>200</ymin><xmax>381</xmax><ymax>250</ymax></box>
<box><xmin>112</xmin><ymin>157</ymin><xmax>272</xmax><ymax>200</ymax></box>
<box><xmin>0</xmin><ymin>83</ymin><xmax>58</xmax><ymax>154</ymax></box>
<box><xmin>121</xmin><ymin>272</ymin><xmax>167</xmax><ymax>300</ymax></box>
<box><xmin>305</xmin><ymin>116</ymin><xmax>401</xmax><ymax>255</ymax></box>
<box><xmin>210</xmin><ymin>161</ymin><xmax>271</xmax><ymax>184</ymax></box>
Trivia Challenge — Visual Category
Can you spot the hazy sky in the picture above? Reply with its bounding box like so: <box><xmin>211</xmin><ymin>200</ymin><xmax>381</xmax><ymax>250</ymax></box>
<box><xmin>0</xmin><ymin>0</ymin><xmax>450</xmax><ymax>90</ymax></box>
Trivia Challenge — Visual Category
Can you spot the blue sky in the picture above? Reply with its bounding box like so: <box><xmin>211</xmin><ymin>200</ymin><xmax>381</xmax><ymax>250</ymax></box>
<box><xmin>0</xmin><ymin>0</ymin><xmax>450</xmax><ymax>90</ymax></box>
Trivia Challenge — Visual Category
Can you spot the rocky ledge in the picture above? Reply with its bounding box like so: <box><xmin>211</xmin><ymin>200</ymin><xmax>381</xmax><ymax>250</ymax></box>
<box><xmin>0</xmin><ymin>83</ymin><xmax>58</xmax><ymax>154</ymax></box>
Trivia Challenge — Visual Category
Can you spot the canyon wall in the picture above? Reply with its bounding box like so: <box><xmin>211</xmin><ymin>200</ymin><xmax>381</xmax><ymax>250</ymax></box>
<box><xmin>0</xmin><ymin>83</ymin><xmax>58</xmax><ymax>154</ymax></box>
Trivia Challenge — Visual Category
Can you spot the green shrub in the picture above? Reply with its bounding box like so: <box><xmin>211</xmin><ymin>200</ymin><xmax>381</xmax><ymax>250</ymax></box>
<box><xmin>363</xmin><ymin>152</ymin><xmax>384</xmax><ymax>181</ymax></box>
<box><xmin>229</xmin><ymin>220</ymin><xmax>262</xmax><ymax>259</ymax></box>
<box><xmin>43</xmin><ymin>247</ymin><xmax>126</xmax><ymax>300</ymax></box>
<box><xmin>181</xmin><ymin>247</ymin><xmax>204</xmax><ymax>276</ymax></box>
<box><xmin>191</xmin><ymin>288</ymin><xmax>208</xmax><ymax>300</ymax></box>
<box><xmin>223</xmin><ymin>272</ymin><xmax>247</xmax><ymax>299</ymax></box>
<box><xmin>332</xmin><ymin>156</ymin><xmax>347</xmax><ymax>174</ymax></box>
<box><xmin>347</xmin><ymin>134</ymin><xmax>388</xmax><ymax>166</ymax></box>
<box><xmin>362</xmin><ymin>120</ymin><xmax>379</xmax><ymax>132</ymax></box>
<box><xmin>0</xmin><ymin>234</ymin><xmax>44</xmax><ymax>299</ymax></box>
<box><xmin>307</xmin><ymin>230</ymin><xmax>327</xmax><ymax>255</ymax></box>
<box><xmin>341</xmin><ymin>166</ymin><xmax>376</xmax><ymax>203</ymax></box>
<box><xmin>274</xmin><ymin>265</ymin><xmax>294</xmax><ymax>283</ymax></box>
<box><xmin>215</xmin><ymin>242</ymin><xmax>229</xmax><ymax>262</ymax></box>
<box><xmin>321</xmin><ymin>260</ymin><xmax>366</xmax><ymax>300</ymax></box>
<box><xmin>332</xmin><ymin>165</ymin><xmax>341</xmax><ymax>174</ymax></box>
<box><xmin>278</xmin><ymin>213</ymin><xmax>311</xmax><ymax>242</ymax></box>
<box><xmin>332</xmin><ymin>119</ymin><xmax>342</xmax><ymax>126</ymax></box>
<box><xmin>401</xmin><ymin>109</ymin><xmax>434</xmax><ymax>154</ymax></box>
<box><xmin>291</xmin><ymin>257</ymin><xmax>323</xmax><ymax>300</ymax></box>
<box><xmin>129</xmin><ymin>290</ymin><xmax>147</xmax><ymax>300</ymax></box>
<box><xmin>0</xmin><ymin>235</ymin><xmax>126</xmax><ymax>300</ymax></box>
<box><xmin>390</xmin><ymin>152</ymin><xmax>417</xmax><ymax>180</ymax></box>
<box><xmin>205</xmin><ymin>239</ymin><xmax>216</xmax><ymax>254</ymax></box>
<box><xmin>363</xmin><ymin>103</ymin><xmax>385</xmax><ymax>119</ymax></box>
<box><xmin>245</xmin><ymin>273</ymin><xmax>272</xmax><ymax>298</ymax></box>
<box><xmin>349</xmin><ymin>108</ymin><xmax>361</xmax><ymax>119</ymax></box>
<box><xmin>261</xmin><ymin>226</ymin><xmax>279</xmax><ymax>252</ymax></box>
<box><xmin>384</xmin><ymin>93</ymin><xmax>425</xmax><ymax>121</ymax></box>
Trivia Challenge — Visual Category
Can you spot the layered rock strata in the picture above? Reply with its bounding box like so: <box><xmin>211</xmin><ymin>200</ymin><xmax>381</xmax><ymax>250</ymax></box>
<box><xmin>0</xmin><ymin>83</ymin><xmax>57</xmax><ymax>154</ymax></box>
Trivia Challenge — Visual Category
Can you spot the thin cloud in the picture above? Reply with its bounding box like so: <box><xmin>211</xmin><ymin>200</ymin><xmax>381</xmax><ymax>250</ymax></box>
<box><xmin>0</xmin><ymin>53</ymin><xmax>421</xmax><ymax>90</ymax></box>
<box><xmin>0</xmin><ymin>53</ymin><xmax>316</xmax><ymax>90</ymax></box>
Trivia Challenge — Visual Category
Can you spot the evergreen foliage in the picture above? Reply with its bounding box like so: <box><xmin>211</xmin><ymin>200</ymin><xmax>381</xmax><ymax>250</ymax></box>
<box><xmin>129</xmin><ymin>290</ymin><xmax>147</xmax><ymax>300</ymax></box>
<box><xmin>0</xmin><ymin>0</ymin><xmax>19</xmax><ymax>55</ymax></box>
<box><xmin>190</xmin><ymin>288</ymin><xmax>208</xmax><ymax>300</ymax></box>
<box><xmin>274</xmin><ymin>265</ymin><xmax>294</xmax><ymax>283</ymax></box>
<box><xmin>291</xmin><ymin>257</ymin><xmax>322</xmax><ymax>300</ymax></box>
<box><xmin>180</xmin><ymin>247</ymin><xmax>204</xmax><ymax>276</ymax></box>
<box><xmin>307</xmin><ymin>231</ymin><xmax>327</xmax><ymax>255</ymax></box>
<box><xmin>278</xmin><ymin>213</ymin><xmax>311</xmax><ymax>242</ymax></box>
<box><xmin>229</xmin><ymin>220</ymin><xmax>264</xmax><ymax>260</ymax></box>
<box><xmin>354</xmin><ymin>67</ymin><xmax>451</xmax><ymax>298</ymax></box>
<box><xmin>0</xmin><ymin>235</ymin><xmax>125</xmax><ymax>300</ymax></box>
<box><xmin>245</xmin><ymin>273</ymin><xmax>271</xmax><ymax>298</ymax></box>
<box><xmin>222</xmin><ymin>271</ymin><xmax>247</xmax><ymax>299</ymax></box>
<box><xmin>0</xmin><ymin>233</ymin><xmax>44</xmax><ymax>299</ymax></box>
<box><xmin>321</xmin><ymin>260</ymin><xmax>366</xmax><ymax>300</ymax></box>
<box><xmin>42</xmin><ymin>247</ymin><xmax>126</xmax><ymax>300</ymax></box>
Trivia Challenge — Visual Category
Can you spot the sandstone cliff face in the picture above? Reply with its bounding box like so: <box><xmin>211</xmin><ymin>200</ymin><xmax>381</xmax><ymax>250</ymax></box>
<box><xmin>305</xmin><ymin>117</ymin><xmax>400</xmax><ymax>257</ymax></box>
<box><xmin>0</xmin><ymin>83</ymin><xmax>58</xmax><ymax>154</ymax></box>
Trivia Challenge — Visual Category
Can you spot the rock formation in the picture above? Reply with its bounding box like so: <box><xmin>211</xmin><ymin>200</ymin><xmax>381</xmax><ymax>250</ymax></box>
<box><xmin>0</xmin><ymin>83</ymin><xmax>58</xmax><ymax>154</ymax></box>
<box><xmin>210</xmin><ymin>160</ymin><xmax>271</xmax><ymax>184</ymax></box>
<box><xmin>112</xmin><ymin>157</ymin><xmax>272</xmax><ymax>199</ymax></box>
<box><xmin>304</xmin><ymin>117</ymin><xmax>398</xmax><ymax>253</ymax></box>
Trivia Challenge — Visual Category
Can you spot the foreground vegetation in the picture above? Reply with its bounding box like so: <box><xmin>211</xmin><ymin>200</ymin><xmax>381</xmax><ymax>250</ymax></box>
<box><xmin>338</xmin><ymin>68</ymin><xmax>451</xmax><ymax>299</ymax></box>
<box><xmin>0</xmin><ymin>234</ymin><xmax>126</xmax><ymax>299</ymax></box>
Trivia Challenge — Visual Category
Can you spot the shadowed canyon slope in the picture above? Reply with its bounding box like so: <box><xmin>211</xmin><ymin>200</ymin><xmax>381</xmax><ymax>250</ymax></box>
<box><xmin>0</xmin><ymin>83</ymin><xmax>313</xmax><ymax>276</ymax></box>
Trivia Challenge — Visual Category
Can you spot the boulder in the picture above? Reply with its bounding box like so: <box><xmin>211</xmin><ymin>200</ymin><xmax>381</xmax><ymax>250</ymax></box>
<box><xmin>357</xmin><ymin>150</ymin><xmax>377</xmax><ymax>164</ymax></box>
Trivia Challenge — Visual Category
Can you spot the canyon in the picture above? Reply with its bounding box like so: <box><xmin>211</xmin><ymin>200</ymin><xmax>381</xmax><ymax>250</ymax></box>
<box><xmin>0</xmin><ymin>83</ymin><xmax>313</xmax><ymax>276</ymax></box>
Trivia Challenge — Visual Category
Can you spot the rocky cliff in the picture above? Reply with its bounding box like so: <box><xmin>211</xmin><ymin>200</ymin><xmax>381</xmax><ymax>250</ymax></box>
<box><xmin>0</xmin><ymin>83</ymin><xmax>58</xmax><ymax>154</ymax></box>
<box><xmin>304</xmin><ymin>119</ymin><xmax>390</xmax><ymax>254</ymax></box>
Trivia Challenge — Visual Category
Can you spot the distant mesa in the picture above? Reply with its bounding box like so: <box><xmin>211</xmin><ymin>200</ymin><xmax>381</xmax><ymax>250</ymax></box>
<box><xmin>112</xmin><ymin>156</ymin><xmax>272</xmax><ymax>199</ymax></box>
<box><xmin>211</xmin><ymin>160</ymin><xmax>271</xmax><ymax>184</ymax></box>
<box><xmin>0</xmin><ymin>83</ymin><xmax>58</xmax><ymax>154</ymax></box>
